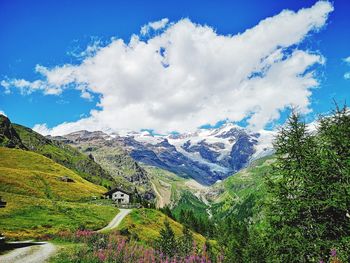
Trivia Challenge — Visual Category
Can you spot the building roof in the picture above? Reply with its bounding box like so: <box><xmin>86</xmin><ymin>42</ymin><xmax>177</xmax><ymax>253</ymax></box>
<box><xmin>104</xmin><ymin>187</ymin><xmax>131</xmax><ymax>196</ymax></box>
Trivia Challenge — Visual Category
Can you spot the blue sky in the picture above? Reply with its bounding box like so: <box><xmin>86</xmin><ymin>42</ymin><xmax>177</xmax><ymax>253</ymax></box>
<box><xmin>0</xmin><ymin>0</ymin><xmax>349</xmax><ymax>134</ymax></box>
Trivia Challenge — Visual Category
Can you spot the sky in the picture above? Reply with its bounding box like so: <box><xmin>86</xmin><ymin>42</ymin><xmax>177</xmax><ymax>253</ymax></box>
<box><xmin>0</xmin><ymin>0</ymin><xmax>349</xmax><ymax>135</ymax></box>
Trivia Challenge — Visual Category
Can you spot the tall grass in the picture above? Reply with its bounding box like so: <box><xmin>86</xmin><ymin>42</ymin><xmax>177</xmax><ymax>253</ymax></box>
<box><xmin>54</xmin><ymin>230</ymin><xmax>223</xmax><ymax>263</ymax></box>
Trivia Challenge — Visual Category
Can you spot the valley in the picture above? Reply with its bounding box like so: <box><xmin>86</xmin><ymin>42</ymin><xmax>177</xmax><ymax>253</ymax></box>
<box><xmin>1</xmin><ymin>106</ymin><xmax>349</xmax><ymax>262</ymax></box>
<box><xmin>0</xmin><ymin>115</ymin><xmax>219</xmax><ymax>261</ymax></box>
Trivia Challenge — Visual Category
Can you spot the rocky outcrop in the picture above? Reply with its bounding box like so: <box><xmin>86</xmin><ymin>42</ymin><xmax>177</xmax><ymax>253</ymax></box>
<box><xmin>0</xmin><ymin>115</ymin><xmax>26</xmax><ymax>149</ymax></box>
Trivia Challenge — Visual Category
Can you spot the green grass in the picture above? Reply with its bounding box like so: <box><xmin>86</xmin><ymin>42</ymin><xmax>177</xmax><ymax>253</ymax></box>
<box><xmin>172</xmin><ymin>191</ymin><xmax>209</xmax><ymax>219</ymax></box>
<box><xmin>210</xmin><ymin>156</ymin><xmax>274</xmax><ymax>222</ymax></box>
<box><xmin>0</xmin><ymin>147</ymin><xmax>118</xmax><ymax>240</ymax></box>
<box><xmin>0</xmin><ymin>192</ymin><xmax>118</xmax><ymax>240</ymax></box>
<box><xmin>13</xmin><ymin>124</ymin><xmax>114</xmax><ymax>187</ymax></box>
<box><xmin>117</xmin><ymin>208</ymin><xmax>206</xmax><ymax>246</ymax></box>
<box><xmin>0</xmin><ymin>147</ymin><xmax>107</xmax><ymax>200</ymax></box>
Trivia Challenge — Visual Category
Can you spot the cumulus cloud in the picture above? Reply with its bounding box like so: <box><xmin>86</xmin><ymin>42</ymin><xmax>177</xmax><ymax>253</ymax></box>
<box><xmin>141</xmin><ymin>18</ymin><xmax>169</xmax><ymax>35</ymax></box>
<box><xmin>3</xmin><ymin>1</ymin><xmax>334</xmax><ymax>135</ymax></box>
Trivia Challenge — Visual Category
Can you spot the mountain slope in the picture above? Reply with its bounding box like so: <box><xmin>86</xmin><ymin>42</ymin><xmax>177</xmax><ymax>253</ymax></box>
<box><xmin>0</xmin><ymin>147</ymin><xmax>106</xmax><ymax>200</ymax></box>
<box><xmin>50</xmin><ymin>131</ymin><xmax>156</xmax><ymax>200</ymax></box>
<box><xmin>56</xmin><ymin>124</ymin><xmax>274</xmax><ymax>185</ymax></box>
<box><xmin>208</xmin><ymin>155</ymin><xmax>274</xmax><ymax>222</ymax></box>
<box><xmin>0</xmin><ymin>147</ymin><xmax>117</xmax><ymax>239</ymax></box>
<box><xmin>0</xmin><ymin>115</ymin><xmax>25</xmax><ymax>149</ymax></box>
<box><xmin>125</xmin><ymin>124</ymin><xmax>274</xmax><ymax>185</ymax></box>
<box><xmin>11</xmin><ymin>123</ymin><xmax>114</xmax><ymax>187</ymax></box>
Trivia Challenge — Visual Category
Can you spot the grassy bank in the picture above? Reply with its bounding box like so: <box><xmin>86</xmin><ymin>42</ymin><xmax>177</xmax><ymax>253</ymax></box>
<box><xmin>0</xmin><ymin>192</ymin><xmax>118</xmax><ymax>240</ymax></box>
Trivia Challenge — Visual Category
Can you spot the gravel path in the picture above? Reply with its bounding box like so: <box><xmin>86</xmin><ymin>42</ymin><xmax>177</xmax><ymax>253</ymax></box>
<box><xmin>0</xmin><ymin>209</ymin><xmax>130</xmax><ymax>262</ymax></box>
<box><xmin>0</xmin><ymin>241</ymin><xmax>56</xmax><ymax>263</ymax></box>
<box><xmin>97</xmin><ymin>208</ymin><xmax>132</xmax><ymax>232</ymax></box>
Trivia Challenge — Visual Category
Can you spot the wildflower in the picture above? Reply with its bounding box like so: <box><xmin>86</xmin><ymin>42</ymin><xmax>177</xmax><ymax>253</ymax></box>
<box><xmin>97</xmin><ymin>249</ymin><xmax>106</xmax><ymax>261</ymax></box>
<box><xmin>330</xmin><ymin>248</ymin><xmax>337</xmax><ymax>257</ymax></box>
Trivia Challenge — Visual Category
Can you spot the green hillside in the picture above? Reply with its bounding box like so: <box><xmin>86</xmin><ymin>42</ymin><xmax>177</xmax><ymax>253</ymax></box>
<box><xmin>210</xmin><ymin>156</ymin><xmax>274</xmax><ymax>222</ymax></box>
<box><xmin>13</xmin><ymin>124</ymin><xmax>114</xmax><ymax>187</ymax></box>
<box><xmin>147</xmin><ymin>166</ymin><xmax>210</xmax><ymax>216</ymax></box>
<box><xmin>117</xmin><ymin>208</ymin><xmax>206</xmax><ymax>246</ymax></box>
<box><xmin>76</xmin><ymin>143</ymin><xmax>154</xmax><ymax>199</ymax></box>
<box><xmin>0</xmin><ymin>115</ymin><xmax>25</xmax><ymax>149</ymax></box>
<box><xmin>0</xmin><ymin>147</ymin><xmax>117</xmax><ymax>239</ymax></box>
<box><xmin>0</xmin><ymin>147</ymin><xmax>106</xmax><ymax>200</ymax></box>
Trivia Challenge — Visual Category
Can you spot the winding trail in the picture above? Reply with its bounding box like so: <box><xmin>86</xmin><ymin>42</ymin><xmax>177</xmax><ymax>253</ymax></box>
<box><xmin>97</xmin><ymin>208</ymin><xmax>132</xmax><ymax>232</ymax></box>
<box><xmin>0</xmin><ymin>209</ymin><xmax>131</xmax><ymax>262</ymax></box>
<box><xmin>0</xmin><ymin>241</ymin><xmax>56</xmax><ymax>263</ymax></box>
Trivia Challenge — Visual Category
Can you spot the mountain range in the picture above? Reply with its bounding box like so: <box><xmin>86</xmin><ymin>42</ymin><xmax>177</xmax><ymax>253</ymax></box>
<box><xmin>0</xmin><ymin>113</ymin><xmax>275</xmax><ymax>247</ymax></box>
<box><xmin>51</xmin><ymin>123</ymin><xmax>274</xmax><ymax>185</ymax></box>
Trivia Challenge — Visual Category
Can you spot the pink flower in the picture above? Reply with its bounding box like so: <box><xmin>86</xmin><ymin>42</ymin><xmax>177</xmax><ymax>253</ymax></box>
<box><xmin>330</xmin><ymin>248</ymin><xmax>337</xmax><ymax>257</ymax></box>
<box><xmin>97</xmin><ymin>250</ymin><xmax>106</xmax><ymax>261</ymax></box>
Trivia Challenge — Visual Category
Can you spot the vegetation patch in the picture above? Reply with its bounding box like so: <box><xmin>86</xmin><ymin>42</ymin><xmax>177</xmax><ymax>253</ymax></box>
<box><xmin>116</xmin><ymin>209</ymin><xmax>205</xmax><ymax>246</ymax></box>
<box><xmin>0</xmin><ymin>192</ymin><xmax>118</xmax><ymax>240</ymax></box>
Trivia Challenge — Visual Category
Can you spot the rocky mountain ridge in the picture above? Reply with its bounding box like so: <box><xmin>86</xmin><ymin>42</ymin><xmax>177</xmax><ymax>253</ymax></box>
<box><xmin>55</xmin><ymin>123</ymin><xmax>274</xmax><ymax>185</ymax></box>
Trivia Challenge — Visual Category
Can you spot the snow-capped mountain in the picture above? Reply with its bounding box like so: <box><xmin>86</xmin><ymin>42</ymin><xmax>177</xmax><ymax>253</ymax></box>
<box><xmin>57</xmin><ymin>123</ymin><xmax>274</xmax><ymax>185</ymax></box>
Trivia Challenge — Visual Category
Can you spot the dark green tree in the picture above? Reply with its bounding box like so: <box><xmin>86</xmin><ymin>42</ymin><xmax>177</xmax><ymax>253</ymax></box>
<box><xmin>311</xmin><ymin>105</ymin><xmax>350</xmax><ymax>260</ymax></box>
<box><xmin>265</xmin><ymin>111</ymin><xmax>318</xmax><ymax>261</ymax></box>
<box><xmin>217</xmin><ymin>217</ymin><xmax>249</xmax><ymax>263</ymax></box>
<box><xmin>156</xmin><ymin>219</ymin><xmax>177</xmax><ymax>258</ymax></box>
<box><xmin>265</xmin><ymin>106</ymin><xmax>350</xmax><ymax>262</ymax></box>
<box><xmin>160</xmin><ymin>205</ymin><xmax>174</xmax><ymax>219</ymax></box>
<box><xmin>178</xmin><ymin>225</ymin><xmax>194</xmax><ymax>256</ymax></box>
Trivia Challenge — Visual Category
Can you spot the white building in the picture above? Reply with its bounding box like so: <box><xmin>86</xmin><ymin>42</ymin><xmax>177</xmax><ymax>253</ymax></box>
<box><xmin>104</xmin><ymin>187</ymin><xmax>130</xmax><ymax>204</ymax></box>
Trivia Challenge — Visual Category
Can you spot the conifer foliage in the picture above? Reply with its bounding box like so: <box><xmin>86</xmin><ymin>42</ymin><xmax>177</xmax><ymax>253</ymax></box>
<box><xmin>265</xmin><ymin>106</ymin><xmax>350</xmax><ymax>262</ymax></box>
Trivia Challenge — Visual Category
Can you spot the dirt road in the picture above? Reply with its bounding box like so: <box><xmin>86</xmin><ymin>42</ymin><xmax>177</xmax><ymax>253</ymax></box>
<box><xmin>0</xmin><ymin>209</ymin><xmax>131</xmax><ymax>262</ymax></box>
<box><xmin>97</xmin><ymin>208</ymin><xmax>132</xmax><ymax>232</ymax></box>
<box><xmin>0</xmin><ymin>241</ymin><xmax>56</xmax><ymax>263</ymax></box>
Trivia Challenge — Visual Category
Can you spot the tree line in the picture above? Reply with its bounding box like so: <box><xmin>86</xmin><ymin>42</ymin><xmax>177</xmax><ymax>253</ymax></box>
<box><xmin>158</xmin><ymin>104</ymin><xmax>350</xmax><ymax>262</ymax></box>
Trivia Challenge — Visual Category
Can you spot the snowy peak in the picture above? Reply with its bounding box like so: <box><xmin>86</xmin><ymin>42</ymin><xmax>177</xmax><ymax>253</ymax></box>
<box><xmin>59</xmin><ymin>125</ymin><xmax>275</xmax><ymax>185</ymax></box>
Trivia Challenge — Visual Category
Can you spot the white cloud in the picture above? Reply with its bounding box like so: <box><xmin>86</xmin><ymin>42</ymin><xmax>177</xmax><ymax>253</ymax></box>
<box><xmin>32</xmin><ymin>123</ymin><xmax>50</xmax><ymax>135</ymax></box>
<box><xmin>344</xmin><ymin>72</ymin><xmax>350</xmax><ymax>80</ymax></box>
<box><xmin>343</xmin><ymin>56</ymin><xmax>350</xmax><ymax>64</ymax></box>
<box><xmin>2</xmin><ymin>1</ymin><xmax>334</xmax><ymax>135</ymax></box>
<box><xmin>0</xmin><ymin>110</ymin><xmax>7</xmax><ymax>117</ymax></box>
<box><xmin>141</xmin><ymin>18</ymin><xmax>169</xmax><ymax>35</ymax></box>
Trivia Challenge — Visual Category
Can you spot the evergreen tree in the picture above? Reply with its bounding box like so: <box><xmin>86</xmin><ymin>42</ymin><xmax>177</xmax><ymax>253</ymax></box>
<box><xmin>312</xmin><ymin>105</ymin><xmax>350</xmax><ymax>260</ymax></box>
<box><xmin>178</xmin><ymin>225</ymin><xmax>194</xmax><ymax>256</ymax></box>
<box><xmin>156</xmin><ymin>219</ymin><xmax>177</xmax><ymax>258</ymax></box>
<box><xmin>265</xmin><ymin>107</ymin><xmax>350</xmax><ymax>262</ymax></box>
<box><xmin>160</xmin><ymin>205</ymin><xmax>174</xmax><ymax>219</ymax></box>
<box><xmin>217</xmin><ymin>217</ymin><xmax>249</xmax><ymax>263</ymax></box>
<box><xmin>265</xmin><ymin>111</ymin><xmax>318</xmax><ymax>261</ymax></box>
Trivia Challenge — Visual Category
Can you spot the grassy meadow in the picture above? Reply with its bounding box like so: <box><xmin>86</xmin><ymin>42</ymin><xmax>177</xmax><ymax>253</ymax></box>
<box><xmin>0</xmin><ymin>147</ymin><xmax>118</xmax><ymax>240</ymax></box>
<box><xmin>117</xmin><ymin>208</ymin><xmax>206</xmax><ymax>246</ymax></box>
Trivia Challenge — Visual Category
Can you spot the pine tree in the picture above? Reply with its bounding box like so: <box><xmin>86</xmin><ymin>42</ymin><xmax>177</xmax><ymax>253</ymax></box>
<box><xmin>265</xmin><ymin>111</ymin><xmax>317</xmax><ymax>262</ymax></box>
<box><xmin>178</xmin><ymin>225</ymin><xmax>194</xmax><ymax>256</ymax></box>
<box><xmin>217</xmin><ymin>217</ymin><xmax>249</xmax><ymax>263</ymax></box>
<box><xmin>312</xmin><ymin>105</ymin><xmax>350</xmax><ymax>260</ymax></box>
<box><xmin>265</xmin><ymin>106</ymin><xmax>350</xmax><ymax>261</ymax></box>
<box><xmin>156</xmin><ymin>220</ymin><xmax>177</xmax><ymax>258</ymax></box>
